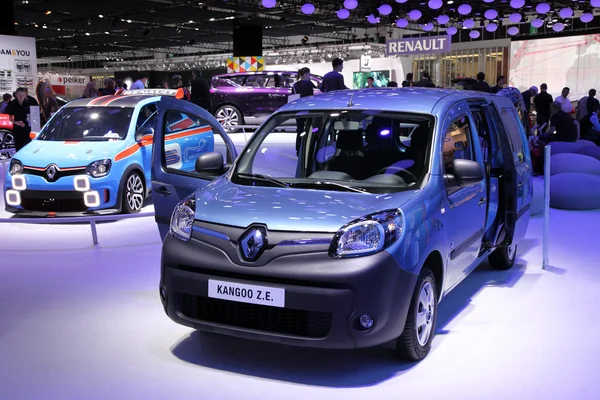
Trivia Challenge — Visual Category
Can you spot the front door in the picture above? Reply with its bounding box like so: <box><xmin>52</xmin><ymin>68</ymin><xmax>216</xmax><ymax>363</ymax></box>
<box><xmin>152</xmin><ymin>97</ymin><xmax>238</xmax><ymax>239</ymax></box>
<box><xmin>440</xmin><ymin>105</ymin><xmax>487</xmax><ymax>289</ymax></box>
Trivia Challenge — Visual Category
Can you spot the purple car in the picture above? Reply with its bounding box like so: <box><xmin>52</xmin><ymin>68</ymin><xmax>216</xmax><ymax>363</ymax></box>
<box><xmin>210</xmin><ymin>71</ymin><xmax>322</xmax><ymax>130</ymax></box>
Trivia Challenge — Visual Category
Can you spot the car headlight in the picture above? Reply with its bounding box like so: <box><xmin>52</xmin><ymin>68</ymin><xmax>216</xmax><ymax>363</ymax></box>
<box><xmin>170</xmin><ymin>195</ymin><xmax>196</xmax><ymax>242</ymax></box>
<box><xmin>9</xmin><ymin>159</ymin><xmax>23</xmax><ymax>175</ymax></box>
<box><xmin>329</xmin><ymin>209</ymin><xmax>404</xmax><ymax>258</ymax></box>
<box><xmin>86</xmin><ymin>159</ymin><xmax>112</xmax><ymax>178</ymax></box>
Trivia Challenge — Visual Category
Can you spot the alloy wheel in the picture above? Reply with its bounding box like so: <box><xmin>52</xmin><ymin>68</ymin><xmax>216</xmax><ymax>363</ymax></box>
<box><xmin>126</xmin><ymin>174</ymin><xmax>144</xmax><ymax>211</ymax></box>
<box><xmin>216</xmin><ymin>107</ymin><xmax>240</xmax><ymax>129</ymax></box>
<box><xmin>415</xmin><ymin>281</ymin><xmax>435</xmax><ymax>347</ymax></box>
<box><xmin>0</xmin><ymin>130</ymin><xmax>15</xmax><ymax>160</ymax></box>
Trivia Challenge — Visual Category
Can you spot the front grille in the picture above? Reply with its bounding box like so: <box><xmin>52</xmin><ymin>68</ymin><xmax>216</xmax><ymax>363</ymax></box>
<box><xmin>23</xmin><ymin>166</ymin><xmax>86</xmax><ymax>183</ymax></box>
<box><xmin>20</xmin><ymin>190</ymin><xmax>87</xmax><ymax>212</ymax></box>
<box><xmin>180</xmin><ymin>293</ymin><xmax>332</xmax><ymax>338</ymax></box>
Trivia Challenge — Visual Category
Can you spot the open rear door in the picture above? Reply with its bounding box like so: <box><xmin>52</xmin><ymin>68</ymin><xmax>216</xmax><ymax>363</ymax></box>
<box><xmin>152</xmin><ymin>97</ymin><xmax>238</xmax><ymax>240</ymax></box>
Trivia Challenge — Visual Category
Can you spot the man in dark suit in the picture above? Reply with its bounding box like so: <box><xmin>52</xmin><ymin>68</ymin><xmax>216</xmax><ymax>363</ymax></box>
<box><xmin>472</xmin><ymin>72</ymin><xmax>491</xmax><ymax>92</ymax></box>
<box><xmin>190</xmin><ymin>68</ymin><xmax>212</xmax><ymax>111</ymax></box>
<box><xmin>414</xmin><ymin>71</ymin><xmax>435</xmax><ymax>88</ymax></box>
<box><xmin>321</xmin><ymin>58</ymin><xmax>347</xmax><ymax>92</ymax></box>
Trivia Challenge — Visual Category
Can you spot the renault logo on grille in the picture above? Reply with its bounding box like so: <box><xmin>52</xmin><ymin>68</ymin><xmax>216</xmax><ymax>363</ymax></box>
<box><xmin>239</xmin><ymin>226</ymin><xmax>267</xmax><ymax>262</ymax></box>
<box><xmin>46</xmin><ymin>164</ymin><xmax>57</xmax><ymax>179</ymax></box>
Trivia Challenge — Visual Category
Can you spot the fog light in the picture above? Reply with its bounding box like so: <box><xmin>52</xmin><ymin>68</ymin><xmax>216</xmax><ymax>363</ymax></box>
<box><xmin>359</xmin><ymin>314</ymin><xmax>374</xmax><ymax>330</ymax></box>
<box><xmin>6</xmin><ymin>189</ymin><xmax>21</xmax><ymax>206</ymax></box>
<box><xmin>12</xmin><ymin>175</ymin><xmax>26</xmax><ymax>190</ymax></box>
<box><xmin>74</xmin><ymin>175</ymin><xmax>90</xmax><ymax>192</ymax></box>
<box><xmin>84</xmin><ymin>191</ymin><xmax>100</xmax><ymax>207</ymax></box>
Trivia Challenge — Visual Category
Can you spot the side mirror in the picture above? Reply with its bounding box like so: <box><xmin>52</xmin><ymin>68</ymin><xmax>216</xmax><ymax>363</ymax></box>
<box><xmin>453</xmin><ymin>159</ymin><xmax>485</xmax><ymax>186</ymax></box>
<box><xmin>135</xmin><ymin>126</ymin><xmax>154</xmax><ymax>142</ymax></box>
<box><xmin>195</xmin><ymin>151</ymin><xmax>224</xmax><ymax>175</ymax></box>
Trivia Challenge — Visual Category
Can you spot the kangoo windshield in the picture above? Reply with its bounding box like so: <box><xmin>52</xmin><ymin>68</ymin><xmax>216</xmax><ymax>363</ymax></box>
<box><xmin>38</xmin><ymin>107</ymin><xmax>133</xmax><ymax>141</ymax></box>
<box><xmin>233</xmin><ymin>110</ymin><xmax>434</xmax><ymax>194</ymax></box>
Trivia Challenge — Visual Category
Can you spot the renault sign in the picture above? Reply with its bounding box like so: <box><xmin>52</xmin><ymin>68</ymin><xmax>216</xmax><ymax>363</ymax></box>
<box><xmin>386</xmin><ymin>35</ymin><xmax>451</xmax><ymax>56</ymax></box>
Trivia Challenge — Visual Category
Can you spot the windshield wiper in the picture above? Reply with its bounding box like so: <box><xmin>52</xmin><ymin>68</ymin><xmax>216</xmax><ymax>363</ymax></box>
<box><xmin>295</xmin><ymin>181</ymin><xmax>367</xmax><ymax>193</ymax></box>
<box><xmin>236</xmin><ymin>173</ymin><xmax>289</xmax><ymax>188</ymax></box>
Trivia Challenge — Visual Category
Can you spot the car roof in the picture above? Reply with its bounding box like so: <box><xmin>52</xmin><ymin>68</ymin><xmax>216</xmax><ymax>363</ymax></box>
<box><xmin>214</xmin><ymin>71</ymin><xmax>321</xmax><ymax>78</ymax></box>
<box><xmin>64</xmin><ymin>94</ymin><xmax>159</xmax><ymax>108</ymax></box>
<box><xmin>279</xmin><ymin>87</ymin><xmax>512</xmax><ymax>114</ymax></box>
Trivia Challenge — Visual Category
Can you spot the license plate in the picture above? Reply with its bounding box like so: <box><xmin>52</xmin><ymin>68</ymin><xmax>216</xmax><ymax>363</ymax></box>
<box><xmin>208</xmin><ymin>279</ymin><xmax>285</xmax><ymax>308</ymax></box>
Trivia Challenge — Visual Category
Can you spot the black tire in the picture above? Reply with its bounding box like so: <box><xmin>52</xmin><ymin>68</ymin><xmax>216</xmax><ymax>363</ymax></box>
<box><xmin>392</xmin><ymin>268</ymin><xmax>438</xmax><ymax>362</ymax></box>
<box><xmin>488</xmin><ymin>243</ymin><xmax>517</xmax><ymax>270</ymax></box>
<box><xmin>0</xmin><ymin>129</ymin><xmax>15</xmax><ymax>160</ymax></box>
<box><xmin>121</xmin><ymin>171</ymin><xmax>145</xmax><ymax>214</ymax></box>
<box><xmin>215</xmin><ymin>105</ymin><xmax>244</xmax><ymax>132</ymax></box>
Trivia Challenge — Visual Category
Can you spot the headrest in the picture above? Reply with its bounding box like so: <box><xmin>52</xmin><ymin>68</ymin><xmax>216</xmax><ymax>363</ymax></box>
<box><xmin>336</xmin><ymin>129</ymin><xmax>364</xmax><ymax>151</ymax></box>
<box><xmin>334</xmin><ymin>121</ymin><xmax>360</xmax><ymax>131</ymax></box>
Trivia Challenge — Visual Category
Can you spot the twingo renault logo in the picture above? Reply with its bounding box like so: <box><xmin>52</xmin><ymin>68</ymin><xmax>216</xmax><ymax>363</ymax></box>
<box><xmin>0</xmin><ymin>49</ymin><xmax>31</xmax><ymax>57</ymax></box>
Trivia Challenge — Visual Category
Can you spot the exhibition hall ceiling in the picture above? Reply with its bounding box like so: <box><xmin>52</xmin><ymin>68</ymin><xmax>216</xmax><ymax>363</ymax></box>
<box><xmin>13</xmin><ymin>0</ymin><xmax>600</xmax><ymax>59</ymax></box>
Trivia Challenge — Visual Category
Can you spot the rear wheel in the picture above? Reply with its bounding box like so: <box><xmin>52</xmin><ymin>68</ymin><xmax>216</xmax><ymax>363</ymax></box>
<box><xmin>121</xmin><ymin>171</ymin><xmax>145</xmax><ymax>214</ymax></box>
<box><xmin>215</xmin><ymin>105</ymin><xmax>243</xmax><ymax>132</ymax></box>
<box><xmin>489</xmin><ymin>243</ymin><xmax>517</xmax><ymax>270</ymax></box>
<box><xmin>392</xmin><ymin>268</ymin><xmax>438</xmax><ymax>361</ymax></box>
<box><xmin>0</xmin><ymin>129</ymin><xmax>15</xmax><ymax>160</ymax></box>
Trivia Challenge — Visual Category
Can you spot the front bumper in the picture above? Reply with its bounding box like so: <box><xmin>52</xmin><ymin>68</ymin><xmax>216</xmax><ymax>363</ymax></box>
<box><xmin>4</xmin><ymin>172</ymin><xmax>120</xmax><ymax>215</ymax></box>
<box><xmin>160</xmin><ymin>232</ymin><xmax>418</xmax><ymax>349</ymax></box>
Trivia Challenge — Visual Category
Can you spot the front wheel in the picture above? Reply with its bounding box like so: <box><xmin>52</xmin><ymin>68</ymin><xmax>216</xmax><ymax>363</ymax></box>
<box><xmin>0</xmin><ymin>129</ymin><xmax>15</xmax><ymax>160</ymax></box>
<box><xmin>121</xmin><ymin>171</ymin><xmax>145</xmax><ymax>214</ymax></box>
<box><xmin>215</xmin><ymin>105</ymin><xmax>243</xmax><ymax>132</ymax></box>
<box><xmin>392</xmin><ymin>268</ymin><xmax>438</xmax><ymax>361</ymax></box>
<box><xmin>489</xmin><ymin>243</ymin><xmax>517</xmax><ymax>270</ymax></box>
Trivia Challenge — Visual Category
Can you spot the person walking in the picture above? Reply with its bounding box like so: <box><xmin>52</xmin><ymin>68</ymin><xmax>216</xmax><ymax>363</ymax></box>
<box><xmin>321</xmin><ymin>58</ymin><xmax>347</xmax><ymax>92</ymax></box>
<box><xmin>190</xmin><ymin>68</ymin><xmax>212</xmax><ymax>111</ymax></box>
<box><xmin>292</xmin><ymin>67</ymin><xmax>315</xmax><ymax>155</ymax></box>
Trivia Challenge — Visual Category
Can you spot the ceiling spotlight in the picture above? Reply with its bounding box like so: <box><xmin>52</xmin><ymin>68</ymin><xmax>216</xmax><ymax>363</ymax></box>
<box><xmin>44</xmin><ymin>10</ymin><xmax>52</xmax><ymax>15</ymax></box>
<box><xmin>85</xmin><ymin>32</ymin><xmax>90</xmax><ymax>35</ymax></box>
<box><xmin>127</xmin><ymin>20</ymin><xmax>132</xmax><ymax>23</ymax></box>
<box><xmin>188</xmin><ymin>20</ymin><xmax>194</xmax><ymax>23</ymax></box>
<box><xmin>99</xmin><ymin>14</ymin><xmax>104</xmax><ymax>18</ymax></box>
<box><xmin>105</xmin><ymin>31</ymin><xmax>110</xmax><ymax>34</ymax></box>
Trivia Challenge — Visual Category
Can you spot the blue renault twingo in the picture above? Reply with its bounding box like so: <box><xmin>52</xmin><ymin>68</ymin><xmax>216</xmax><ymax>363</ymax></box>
<box><xmin>154</xmin><ymin>87</ymin><xmax>532</xmax><ymax>361</ymax></box>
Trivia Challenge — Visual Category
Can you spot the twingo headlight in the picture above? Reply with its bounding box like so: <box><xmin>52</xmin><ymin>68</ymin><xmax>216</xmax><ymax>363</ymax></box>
<box><xmin>170</xmin><ymin>195</ymin><xmax>196</xmax><ymax>242</ymax></box>
<box><xmin>86</xmin><ymin>159</ymin><xmax>112</xmax><ymax>178</ymax></box>
<box><xmin>9</xmin><ymin>159</ymin><xmax>23</xmax><ymax>175</ymax></box>
<box><xmin>329</xmin><ymin>209</ymin><xmax>404</xmax><ymax>258</ymax></box>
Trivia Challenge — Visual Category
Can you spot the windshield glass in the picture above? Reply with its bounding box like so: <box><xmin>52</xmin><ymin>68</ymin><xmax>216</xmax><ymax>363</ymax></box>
<box><xmin>38</xmin><ymin>106</ymin><xmax>134</xmax><ymax>141</ymax></box>
<box><xmin>233</xmin><ymin>110</ymin><xmax>434</xmax><ymax>194</ymax></box>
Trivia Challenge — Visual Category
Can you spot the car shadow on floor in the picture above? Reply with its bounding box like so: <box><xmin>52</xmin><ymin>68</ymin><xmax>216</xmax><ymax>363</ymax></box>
<box><xmin>170</xmin><ymin>238</ymin><xmax>537</xmax><ymax>388</ymax></box>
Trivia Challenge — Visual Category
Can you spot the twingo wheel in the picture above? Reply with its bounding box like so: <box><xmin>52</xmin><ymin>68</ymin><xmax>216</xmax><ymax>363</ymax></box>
<box><xmin>392</xmin><ymin>267</ymin><xmax>438</xmax><ymax>361</ymax></box>
<box><xmin>122</xmin><ymin>171</ymin><xmax>145</xmax><ymax>214</ymax></box>
<box><xmin>215</xmin><ymin>105</ymin><xmax>243</xmax><ymax>132</ymax></box>
<box><xmin>0</xmin><ymin>129</ymin><xmax>15</xmax><ymax>160</ymax></box>
<box><xmin>489</xmin><ymin>243</ymin><xmax>517</xmax><ymax>271</ymax></box>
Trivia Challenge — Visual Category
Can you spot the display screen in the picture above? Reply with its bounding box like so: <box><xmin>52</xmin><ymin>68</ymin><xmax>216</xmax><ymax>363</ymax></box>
<box><xmin>510</xmin><ymin>33</ymin><xmax>600</xmax><ymax>99</ymax></box>
<box><xmin>352</xmin><ymin>71</ymin><xmax>391</xmax><ymax>89</ymax></box>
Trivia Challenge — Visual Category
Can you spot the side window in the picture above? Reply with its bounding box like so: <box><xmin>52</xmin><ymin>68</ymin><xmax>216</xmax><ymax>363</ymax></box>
<box><xmin>135</xmin><ymin>103</ymin><xmax>158</xmax><ymax>132</ymax></box>
<box><xmin>163</xmin><ymin>110</ymin><xmax>230</xmax><ymax>176</ymax></box>
<box><xmin>443</xmin><ymin>115</ymin><xmax>474</xmax><ymax>194</ymax></box>
<box><xmin>500</xmin><ymin>107</ymin><xmax>526</xmax><ymax>162</ymax></box>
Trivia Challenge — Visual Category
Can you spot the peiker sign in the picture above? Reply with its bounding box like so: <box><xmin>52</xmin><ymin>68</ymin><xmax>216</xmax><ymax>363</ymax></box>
<box><xmin>386</xmin><ymin>35</ymin><xmax>451</xmax><ymax>56</ymax></box>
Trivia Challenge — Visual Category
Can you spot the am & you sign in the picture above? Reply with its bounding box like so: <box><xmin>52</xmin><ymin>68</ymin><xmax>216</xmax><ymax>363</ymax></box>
<box><xmin>386</xmin><ymin>35</ymin><xmax>451</xmax><ymax>56</ymax></box>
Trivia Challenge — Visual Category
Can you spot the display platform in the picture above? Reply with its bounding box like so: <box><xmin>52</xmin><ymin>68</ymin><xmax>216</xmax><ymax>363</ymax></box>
<box><xmin>0</xmin><ymin>168</ymin><xmax>599</xmax><ymax>400</ymax></box>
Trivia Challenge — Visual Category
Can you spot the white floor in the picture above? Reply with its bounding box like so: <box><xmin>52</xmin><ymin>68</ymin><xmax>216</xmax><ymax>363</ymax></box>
<box><xmin>1</xmin><ymin>174</ymin><xmax>600</xmax><ymax>399</ymax></box>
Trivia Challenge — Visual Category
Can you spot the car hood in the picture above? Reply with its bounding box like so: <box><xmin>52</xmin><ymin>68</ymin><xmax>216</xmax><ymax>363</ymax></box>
<box><xmin>15</xmin><ymin>139</ymin><xmax>127</xmax><ymax>168</ymax></box>
<box><xmin>194</xmin><ymin>179</ymin><xmax>418</xmax><ymax>233</ymax></box>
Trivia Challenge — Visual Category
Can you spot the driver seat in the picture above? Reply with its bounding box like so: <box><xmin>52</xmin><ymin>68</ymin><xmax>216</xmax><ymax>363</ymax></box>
<box><xmin>328</xmin><ymin>129</ymin><xmax>367</xmax><ymax>179</ymax></box>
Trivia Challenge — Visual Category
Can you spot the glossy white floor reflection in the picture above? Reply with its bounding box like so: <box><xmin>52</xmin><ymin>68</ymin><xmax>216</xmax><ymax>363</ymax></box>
<box><xmin>1</xmin><ymin>191</ymin><xmax>600</xmax><ymax>399</ymax></box>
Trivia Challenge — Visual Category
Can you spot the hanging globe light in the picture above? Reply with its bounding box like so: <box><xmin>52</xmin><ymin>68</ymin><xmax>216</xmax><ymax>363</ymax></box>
<box><xmin>396</xmin><ymin>0</ymin><xmax>408</xmax><ymax>3</ymax></box>
<box><xmin>437</xmin><ymin>14</ymin><xmax>450</xmax><ymax>24</ymax></box>
<box><xmin>510</xmin><ymin>0</ymin><xmax>525</xmax><ymax>9</ymax></box>
<box><xmin>592</xmin><ymin>0</ymin><xmax>600</xmax><ymax>8</ymax></box>
<box><xmin>531</xmin><ymin>18</ymin><xmax>544</xmax><ymax>28</ymax></box>
<box><xmin>337</xmin><ymin>9</ymin><xmax>350</xmax><ymax>19</ymax></box>
<box><xmin>367</xmin><ymin>14</ymin><xmax>380</xmax><ymax>24</ymax></box>
<box><xmin>428</xmin><ymin>0</ymin><xmax>443</xmax><ymax>10</ymax></box>
<box><xmin>422</xmin><ymin>23</ymin><xmax>435</xmax><ymax>31</ymax></box>
<box><xmin>463</xmin><ymin>19</ymin><xmax>475</xmax><ymax>28</ymax></box>
<box><xmin>408</xmin><ymin>9</ymin><xmax>422</xmax><ymax>20</ymax></box>
<box><xmin>535</xmin><ymin>3</ymin><xmax>550</xmax><ymax>14</ymax></box>
<box><xmin>484</xmin><ymin>9</ymin><xmax>498</xmax><ymax>19</ymax></box>
<box><xmin>580</xmin><ymin>12</ymin><xmax>594</xmax><ymax>23</ymax></box>
<box><xmin>483</xmin><ymin>0</ymin><xmax>494</xmax><ymax>3</ymax></box>
<box><xmin>469</xmin><ymin>30</ymin><xmax>481</xmax><ymax>39</ymax></box>
<box><xmin>553</xmin><ymin>22</ymin><xmax>565</xmax><ymax>32</ymax></box>
<box><xmin>301</xmin><ymin>3</ymin><xmax>315</xmax><ymax>14</ymax></box>
<box><xmin>486</xmin><ymin>22</ymin><xmax>498</xmax><ymax>32</ymax></box>
<box><xmin>559</xmin><ymin>8</ymin><xmax>573</xmax><ymax>18</ymax></box>
<box><xmin>457</xmin><ymin>4</ymin><xmax>472</xmax><ymax>15</ymax></box>
<box><xmin>378</xmin><ymin>4</ymin><xmax>393</xmax><ymax>15</ymax></box>
<box><xmin>507</xmin><ymin>26</ymin><xmax>519</xmax><ymax>35</ymax></box>
<box><xmin>447</xmin><ymin>26</ymin><xmax>458</xmax><ymax>35</ymax></box>
<box><xmin>396</xmin><ymin>18</ymin><xmax>409</xmax><ymax>28</ymax></box>
<box><xmin>344</xmin><ymin>0</ymin><xmax>358</xmax><ymax>9</ymax></box>
<box><xmin>262</xmin><ymin>0</ymin><xmax>276</xmax><ymax>8</ymax></box>
<box><xmin>509</xmin><ymin>13</ymin><xmax>522</xmax><ymax>23</ymax></box>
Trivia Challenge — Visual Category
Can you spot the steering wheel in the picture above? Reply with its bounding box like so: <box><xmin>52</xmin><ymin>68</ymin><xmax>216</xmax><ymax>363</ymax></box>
<box><xmin>376</xmin><ymin>166</ymin><xmax>419</xmax><ymax>183</ymax></box>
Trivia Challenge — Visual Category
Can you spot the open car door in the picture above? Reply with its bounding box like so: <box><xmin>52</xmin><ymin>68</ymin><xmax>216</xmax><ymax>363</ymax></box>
<box><xmin>152</xmin><ymin>96</ymin><xmax>238</xmax><ymax>240</ymax></box>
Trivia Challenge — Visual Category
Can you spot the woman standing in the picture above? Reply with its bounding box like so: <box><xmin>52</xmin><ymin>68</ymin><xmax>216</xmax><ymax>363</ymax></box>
<box><xmin>292</xmin><ymin>67</ymin><xmax>314</xmax><ymax>155</ymax></box>
<box><xmin>82</xmin><ymin>81</ymin><xmax>98</xmax><ymax>98</ymax></box>
<box><xmin>172</xmin><ymin>75</ymin><xmax>190</xmax><ymax>100</ymax></box>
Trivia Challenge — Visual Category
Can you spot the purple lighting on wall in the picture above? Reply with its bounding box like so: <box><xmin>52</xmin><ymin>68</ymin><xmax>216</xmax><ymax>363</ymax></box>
<box><xmin>553</xmin><ymin>22</ymin><xmax>565</xmax><ymax>32</ymax></box>
<box><xmin>484</xmin><ymin>9</ymin><xmax>498</xmax><ymax>19</ymax></box>
<box><xmin>486</xmin><ymin>22</ymin><xmax>498</xmax><ymax>32</ymax></box>
<box><xmin>509</xmin><ymin>13</ymin><xmax>522</xmax><ymax>23</ymax></box>
<box><xmin>337</xmin><ymin>9</ymin><xmax>350</xmax><ymax>19</ymax></box>
<box><xmin>531</xmin><ymin>18</ymin><xmax>544</xmax><ymax>28</ymax></box>
<box><xmin>457</xmin><ymin>4</ymin><xmax>472</xmax><ymax>15</ymax></box>
<box><xmin>463</xmin><ymin>19</ymin><xmax>475</xmax><ymax>28</ymax></box>
<box><xmin>580</xmin><ymin>12</ymin><xmax>594</xmax><ymax>23</ymax></box>
<box><xmin>507</xmin><ymin>26</ymin><xmax>519</xmax><ymax>35</ymax></box>
<box><xmin>510</xmin><ymin>0</ymin><xmax>525</xmax><ymax>9</ymax></box>
<box><xmin>301</xmin><ymin>3</ymin><xmax>315</xmax><ymax>14</ymax></box>
<box><xmin>469</xmin><ymin>30</ymin><xmax>481</xmax><ymax>39</ymax></box>
<box><xmin>379</xmin><ymin>4</ymin><xmax>393</xmax><ymax>15</ymax></box>
<box><xmin>447</xmin><ymin>26</ymin><xmax>458</xmax><ymax>35</ymax></box>
<box><xmin>535</xmin><ymin>3</ymin><xmax>550</xmax><ymax>14</ymax></box>
<box><xmin>408</xmin><ymin>10</ymin><xmax>422</xmax><ymax>20</ymax></box>
<box><xmin>261</xmin><ymin>0</ymin><xmax>276</xmax><ymax>8</ymax></box>
<box><xmin>428</xmin><ymin>0</ymin><xmax>443</xmax><ymax>9</ymax></box>
<box><xmin>437</xmin><ymin>14</ymin><xmax>450</xmax><ymax>24</ymax></box>
<box><xmin>396</xmin><ymin>18</ymin><xmax>409</xmax><ymax>28</ymax></box>
<box><xmin>559</xmin><ymin>8</ymin><xmax>573</xmax><ymax>18</ymax></box>
<box><xmin>344</xmin><ymin>0</ymin><xmax>358</xmax><ymax>9</ymax></box>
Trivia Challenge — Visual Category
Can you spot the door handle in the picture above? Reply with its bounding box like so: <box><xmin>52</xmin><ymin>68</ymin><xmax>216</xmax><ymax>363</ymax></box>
<box><xmin>478</xmin><ymin>198</ymin><xmax>487</xmax><ymax>206</ymax></box>
<box><xmin>154</xmin><ymin>186</ymin><xmax>171</xmax><ymax>196</ymax></box>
